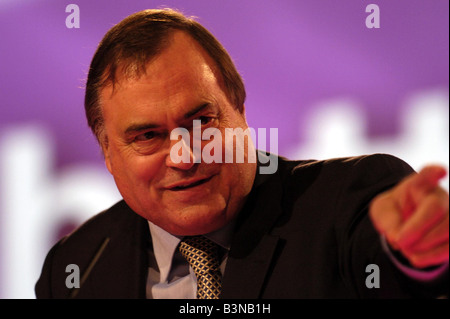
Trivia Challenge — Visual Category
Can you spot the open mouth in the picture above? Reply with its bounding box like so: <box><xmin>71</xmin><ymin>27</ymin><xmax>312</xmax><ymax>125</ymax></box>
<box><xmin>169</xmin><ymin>176</ymin><xmax>213</xmax><ymax>191</ymax></box>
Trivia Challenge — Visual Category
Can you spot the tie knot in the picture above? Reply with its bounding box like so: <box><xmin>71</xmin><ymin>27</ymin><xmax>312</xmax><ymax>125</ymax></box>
<box><xmin>179</xmin><ymin>236</ymin><xmax>220</xmax><ymax>276</ymax></box>
<box><xmin>179</xmin><ymin>235</ymin><xmax>223</xmax><ymax>299</ymax></box>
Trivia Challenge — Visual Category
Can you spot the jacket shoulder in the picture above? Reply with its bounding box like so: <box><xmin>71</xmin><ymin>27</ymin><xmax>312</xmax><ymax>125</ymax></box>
<box><xmin>35</xmin><ymin>200</ymin><xmax>147</xmax><ymax>298</ymax></box>
<box><xmin>60</xmin><ymin>200</ymin><xmax>137</xmax><ymax>245</ymax></box>
<box><xmin>279</xmin><ymin>153</ymin><xmax>414</xmax><ymax>184</ymax></box>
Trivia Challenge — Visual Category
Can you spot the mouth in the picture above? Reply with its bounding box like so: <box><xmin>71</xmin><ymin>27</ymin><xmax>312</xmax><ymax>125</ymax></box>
<box><xmin>166</xmin><ymin>175</ymin><xmax>214</xmax><ymax>191</ymax></box>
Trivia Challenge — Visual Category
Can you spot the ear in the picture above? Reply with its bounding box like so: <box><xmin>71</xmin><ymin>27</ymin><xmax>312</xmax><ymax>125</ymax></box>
<box><xmin>100</xmin><ymin>135</ymin><xmax>113</xmax><ymax>175</ymax></box>
<box><xmin>104</xmin><ymin>152</ymin><xmax>113</xmax><ymax>175</ymax></box>
<box><xmin>239</xmin><ymin>104</ymin><xmax>247</xmax><ymax>121</ymax></box>
<box><xmin>238</xmin><ymin>104</ymin><xmax>248</xmax><ymax>125</ymax></box>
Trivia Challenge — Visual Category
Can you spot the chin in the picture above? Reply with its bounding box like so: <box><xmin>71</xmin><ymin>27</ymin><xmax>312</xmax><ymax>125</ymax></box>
<box><xmin>167</xmin><ymin>206</ymin><xmax>229</xmax><ymax>236</ymax></box>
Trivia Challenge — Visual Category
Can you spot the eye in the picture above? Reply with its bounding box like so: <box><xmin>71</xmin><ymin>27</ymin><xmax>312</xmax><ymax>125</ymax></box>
<box><xmin>135</xmin><ymin>131</ymin><xmax>156</xmax><ymax>142</ymax></box>
<box><xmin>196</xmin><ymin>116</ymin><xmax>213</xmax><ymax>125</ymax></box>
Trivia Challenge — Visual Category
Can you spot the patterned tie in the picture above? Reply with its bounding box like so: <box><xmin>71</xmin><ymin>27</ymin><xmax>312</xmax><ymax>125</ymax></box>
<box><xmin>179</xmin><ymin>236</ymin><xmax>223</xmax><ymax>299</ymax></box>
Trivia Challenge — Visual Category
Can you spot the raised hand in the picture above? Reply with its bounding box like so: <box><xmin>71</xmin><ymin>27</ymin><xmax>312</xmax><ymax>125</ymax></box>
<box><xmin>370</xmin><ymin>165</ymin><xmax>449</xmax><ymax>268</ymax></box>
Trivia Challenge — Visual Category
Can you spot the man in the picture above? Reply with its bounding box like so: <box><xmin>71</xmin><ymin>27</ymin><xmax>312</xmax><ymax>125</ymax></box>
<box><xmin>35</xmin><ymin>8</ymin><xmax>448</xmax><ymax>299</ymax></box>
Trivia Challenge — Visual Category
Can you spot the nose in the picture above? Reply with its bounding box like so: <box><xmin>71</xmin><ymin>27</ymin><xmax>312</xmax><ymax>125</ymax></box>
<box><xmin>166</xmin><ymin>128</ymin><xmax>198</xmax><ymax>170</ymax></box>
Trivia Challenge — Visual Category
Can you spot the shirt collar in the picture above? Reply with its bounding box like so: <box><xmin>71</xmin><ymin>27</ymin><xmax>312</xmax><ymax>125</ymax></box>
<box><xmin>148</xmin><ymin>222</ymin><xmax>182</xmax><ymax>283</ymax></box>
<box><xmin>148</xmin><ymin>219</ymin><xmax>235</xmax><ymax>283</ymax></box>
<box><xmin>147</xmin><ymin>149</ymin><xmax>272</xmax><ymax>283</ymax></box>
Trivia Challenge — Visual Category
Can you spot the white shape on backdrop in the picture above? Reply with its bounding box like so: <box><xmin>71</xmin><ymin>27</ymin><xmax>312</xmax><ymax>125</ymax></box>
<box><xmin>0</xmin><ymin>126</ymin><xmax>122</xmax><ymax>299</ymax></box>
<box><xmin>0</xmin><ymin>89</ymin><xmax>448</xmax><ymax>298</ymax></box>
<box><xmin>287</xmin><ymin>89</ymin><xmax>449</xmax><ymax>190</ymax></box>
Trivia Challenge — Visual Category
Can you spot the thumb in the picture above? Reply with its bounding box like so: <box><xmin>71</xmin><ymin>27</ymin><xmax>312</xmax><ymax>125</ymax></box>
<box><xmin>414</xmin><ymin>165</ymin><xmax>447</xmax><ymax>190</ymax></box>
<box><xmin>396</xmin><ymin>165</ymin><xmax>447</xmax><ymax>220</ymax></box>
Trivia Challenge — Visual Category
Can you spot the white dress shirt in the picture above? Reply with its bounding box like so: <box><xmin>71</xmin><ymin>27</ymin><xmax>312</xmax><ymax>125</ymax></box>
<box><xmin>146</xmin><ymin>220</ymin><xmax>234</xmax><ymax>299</ymax></box>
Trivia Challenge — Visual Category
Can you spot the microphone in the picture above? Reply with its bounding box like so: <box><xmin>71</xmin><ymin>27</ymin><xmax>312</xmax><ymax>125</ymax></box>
<box><xmin>69</xmin><ymin>237</ymin><xmax>110</xmax><ymax>298</ymax></box>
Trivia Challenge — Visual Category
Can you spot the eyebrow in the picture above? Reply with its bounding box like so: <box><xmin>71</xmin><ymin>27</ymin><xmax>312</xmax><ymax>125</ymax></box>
<box><xmin>183</xmin><ymin>103</ymin><xmax>211</xmax><ymax>119</ymax></box>
<box><xmin>125</xmin><ymin>123</ymin><xmax>160</xmax><ymax>135</ymax></box>
<box><xmin>124</xmin><ymin>103</ymin><xmax>213</xmax><ymax>135</ymax></box>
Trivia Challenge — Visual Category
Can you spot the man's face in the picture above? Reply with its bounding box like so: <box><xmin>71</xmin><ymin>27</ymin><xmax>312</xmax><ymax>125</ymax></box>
<box><xmin>100</xmin><ymin>31</ymin><xmax>257</xmax><ymax>236</ymax></box>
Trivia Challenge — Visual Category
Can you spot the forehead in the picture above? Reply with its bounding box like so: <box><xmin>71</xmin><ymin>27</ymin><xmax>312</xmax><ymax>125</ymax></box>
<box><xmin>99</xmin><ymin>31</ymin><xmax>229</xmax><ymax>129</ymax></box>
<box><xmin>101</xmin><ymin>30</ymin><xmax>223</xmax><ymax>105</ymax></box>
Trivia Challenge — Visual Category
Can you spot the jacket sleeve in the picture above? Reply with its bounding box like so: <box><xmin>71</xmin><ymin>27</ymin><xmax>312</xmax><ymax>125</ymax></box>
<box><xmin>333</xmin><ymin>153</ymin><xmax>449</xmax><ymax>298</ymax></box>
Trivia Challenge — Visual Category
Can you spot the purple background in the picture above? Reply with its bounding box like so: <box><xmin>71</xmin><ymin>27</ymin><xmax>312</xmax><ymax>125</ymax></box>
<box><xmin>0</xmin><ymin>0</ymin><xmax>448</xmax><ymax>298</ymax></box>
<box><xmin>1</xmin><ymin>0</ymin><xmax>448</xmax><ymax>168</ymax></box>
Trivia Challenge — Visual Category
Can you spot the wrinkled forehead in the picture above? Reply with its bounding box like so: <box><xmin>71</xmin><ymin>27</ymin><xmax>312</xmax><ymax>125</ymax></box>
<box><xmin>101</xmin><ymin>31</ymin><xmax>224</xmax><ymax>100</ymax></box>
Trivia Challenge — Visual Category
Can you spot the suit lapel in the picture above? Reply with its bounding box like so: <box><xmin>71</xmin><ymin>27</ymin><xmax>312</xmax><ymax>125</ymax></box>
<box><xmin>105</xmin><ymin>214</ymin><xmax>149</xmax><ymax>298</ymax></box>
<box><xmin>221</xmin><ymin>163</ymin><xmax>284</xmax><ymax>298</ymax></box>
<box><xmin>75</xmin><ymin>204</ymin><xmax>150</xmax><ymax>299</ymax></box>
<box><xmin>221</xmin><ymin>234</ymin><xmax>280</xmax><ymax>298</ymax></box>
<box><xmin>76</xmin><ymin>155</ymin><xmax>287</xmax><ymax>298</ymax></box>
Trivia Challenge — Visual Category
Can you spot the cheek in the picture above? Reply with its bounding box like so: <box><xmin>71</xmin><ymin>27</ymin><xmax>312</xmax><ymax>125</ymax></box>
<box><xmin>133</xmin><ymin>156</ymin><xmax>162</xmax><ymax>179</ymax></box>
<box><xmin>109</xmin><ymin>148</ymin><xmax>163</xmax><ymax>191</ymax></box>
<box><xmin>218</xmin><ymin>163</ymin><xmax>243</xmax><ymax>192</ymax></box>
<box><xmin>224</xmin><ymin>159</ymin><xmax>256</xmax><ymax>194</ymax></box>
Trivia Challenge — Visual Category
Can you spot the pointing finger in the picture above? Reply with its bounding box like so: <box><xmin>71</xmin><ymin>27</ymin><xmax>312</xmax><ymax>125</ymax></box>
<box><xmin>393</xmin><ymin>165</ymin><xmax>447</xmax><ymax>220</ymax></box>
<box><xmin>395</xmin><ymin>189</ymin><xmax>448</xmax><ymax>248</ymax></box>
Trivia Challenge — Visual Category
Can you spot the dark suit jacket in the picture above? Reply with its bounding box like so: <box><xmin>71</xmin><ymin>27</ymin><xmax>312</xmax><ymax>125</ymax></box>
<box><xmin>35</xmin><ymin>153</ymin><xmax>449</xmax><ymax>298</ymax></box>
